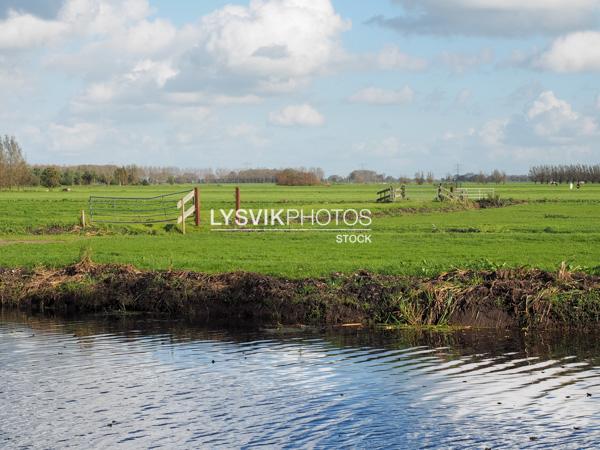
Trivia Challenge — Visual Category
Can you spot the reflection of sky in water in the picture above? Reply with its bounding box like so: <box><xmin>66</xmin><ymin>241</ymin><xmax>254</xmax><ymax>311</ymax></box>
<box><xmin>0</xmin><ymin>318</ymin><xmax>598</xmax><ymax>449</ymax></box>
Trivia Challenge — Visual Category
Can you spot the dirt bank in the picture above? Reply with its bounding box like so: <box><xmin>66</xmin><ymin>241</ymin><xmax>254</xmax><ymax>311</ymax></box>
<box><xmin>1</xmin><ymin>261</ymin><xmax>599</xmax><ymax>328</ymax></box>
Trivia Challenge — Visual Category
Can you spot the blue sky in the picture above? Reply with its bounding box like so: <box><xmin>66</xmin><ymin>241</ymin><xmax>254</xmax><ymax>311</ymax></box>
<box><xmin>1</xmin><ymin>0</ymin><xmax>600</xmax><ymax>176</ymax></box>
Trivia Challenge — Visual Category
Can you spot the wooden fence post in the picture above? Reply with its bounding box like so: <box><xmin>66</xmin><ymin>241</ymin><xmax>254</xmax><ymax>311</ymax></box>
<box><xmin>194</xmin><ymin>186</ymin><xmax>200</xmax><ymax>226</ymax></box>
<box><xmin>80</xmin><ymin>210</ymin><xmax>86</xmax><ymax>228</ymax></box>
<box><xmin>181</xmin><ymin>198</ymin><xmax>186</xmax><ymax>235</ymax></box>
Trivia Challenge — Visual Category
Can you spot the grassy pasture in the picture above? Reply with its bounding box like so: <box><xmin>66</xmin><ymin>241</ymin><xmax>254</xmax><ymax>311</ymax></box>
<box><xmin>0</xmin><ymin>183</ymin><xmax>599</xmax><ymax>277</ymax></box>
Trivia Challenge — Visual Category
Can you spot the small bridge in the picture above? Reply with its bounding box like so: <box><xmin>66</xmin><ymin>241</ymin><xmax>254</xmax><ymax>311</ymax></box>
<box><xmin>376</xmin><ymin>185</ymin><xmax>407</xmax><ymax>203</ymax></box>
<box><xmin>436</xmin><ymin>186</ymin><xmax>495</xmax><ymax>202</ymax></box>
<box><xmin>455</xmin><ymin>187</ymin><xmax>495</xmax><ymax>200</ymax></box>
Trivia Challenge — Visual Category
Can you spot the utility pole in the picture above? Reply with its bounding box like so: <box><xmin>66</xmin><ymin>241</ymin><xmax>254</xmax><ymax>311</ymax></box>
<box><xmin>455</xmin><ymin>163</ymin><xmax>460</xmax><ymax>187</ymax></box>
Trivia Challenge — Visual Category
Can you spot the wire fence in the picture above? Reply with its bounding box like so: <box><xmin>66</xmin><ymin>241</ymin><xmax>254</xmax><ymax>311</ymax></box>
<box><xmin>89</xmin><ymin>190</ymin><xmax>190</xmax><ymax>224</ymax></box>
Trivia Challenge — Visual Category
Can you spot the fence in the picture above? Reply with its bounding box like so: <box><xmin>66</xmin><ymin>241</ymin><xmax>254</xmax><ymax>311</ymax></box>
<box><xmin>89</xmin><ymin>188</ymin><xmax>200</xmax><ymax>232</ymax></box>
<box><xmin>376</xmin><ymin>186</ymin><xmax>396</xmax><ymax>202</ymax></box>
<box><xmin>377</xmin><ymin>185</ymin><xmax>436</xmax><ymax>202</ymax></box>
<box><xmin>454</xmin><ymin>188</ymin><xmax>495</xmax><ymax>200</ymax></box>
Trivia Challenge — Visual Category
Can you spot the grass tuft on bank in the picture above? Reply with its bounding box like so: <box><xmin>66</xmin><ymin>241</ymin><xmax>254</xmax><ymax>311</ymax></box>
<box><xmin>1</xmin><ymin>259</ymin><xmax>599</xmax><ymax>329</ymax></box>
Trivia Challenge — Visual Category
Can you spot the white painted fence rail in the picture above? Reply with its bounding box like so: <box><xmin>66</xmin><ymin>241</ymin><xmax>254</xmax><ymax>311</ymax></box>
<box><xmin>177</xmin><ymin>189</ymin><xmax>196</xmax><ymax>234</ymax></box>
<box><xmin>455</xmin><ymin>188</ymin><xmax>495</xmax><ymax>200</ymax></box>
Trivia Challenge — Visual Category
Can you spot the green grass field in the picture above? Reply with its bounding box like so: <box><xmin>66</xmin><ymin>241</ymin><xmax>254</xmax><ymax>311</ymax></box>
<box><xmin>0</xmin><ymin>183</ymin><xmax>599</xmax><ymax>277</ymax></box>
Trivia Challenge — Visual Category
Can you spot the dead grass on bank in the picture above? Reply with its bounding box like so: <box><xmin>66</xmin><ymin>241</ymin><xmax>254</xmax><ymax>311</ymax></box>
<box><xmin>0</xmin><ymin>260</ymin><xmax>598</xmax><ymax>328</ymax></box>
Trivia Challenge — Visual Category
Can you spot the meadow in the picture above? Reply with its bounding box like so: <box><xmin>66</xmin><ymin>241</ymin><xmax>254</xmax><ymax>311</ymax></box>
<box><xmin>0</xmin><ymin>183</ymin><xmax>599</xmax><ymax>277</ymax></box>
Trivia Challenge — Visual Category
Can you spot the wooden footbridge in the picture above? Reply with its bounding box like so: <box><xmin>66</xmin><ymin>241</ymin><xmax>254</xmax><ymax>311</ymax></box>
<box><xmin>375</xmin><ymin>184</ymin><xmax>495</xmax><ymax>203</ymax></box>
<box><xmin>376</xmin><ymin>185</ymin><xmax>407</xmax><ymax>203</ymax></box>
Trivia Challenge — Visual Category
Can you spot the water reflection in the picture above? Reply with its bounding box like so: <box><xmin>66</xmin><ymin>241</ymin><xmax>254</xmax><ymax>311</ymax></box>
<box><xmin>1</xmin><ymin>311</ymin><xmax>598</xmax><ymax>449</ymax></box>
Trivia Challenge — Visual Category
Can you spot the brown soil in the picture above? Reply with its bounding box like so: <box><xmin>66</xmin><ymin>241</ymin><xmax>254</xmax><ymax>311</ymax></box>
<box><xmin>373</xmin><ymin>198</ymin><xmax>525</xmax><ymax>218</ymax></box>
<box><xmin>0</xmin><ymin>261</ymin><xmax>598</xmax><ymax>328</ymax></box>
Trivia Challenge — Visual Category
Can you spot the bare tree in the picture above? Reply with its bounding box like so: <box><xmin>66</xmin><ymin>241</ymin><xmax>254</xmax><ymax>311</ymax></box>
<box><xmin>0</xmin><ymin>135</ymin><xmax>29</xmax><ymax>188</ymax></box>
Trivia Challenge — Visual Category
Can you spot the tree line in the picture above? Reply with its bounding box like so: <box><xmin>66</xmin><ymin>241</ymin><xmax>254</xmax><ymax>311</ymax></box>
<box><xmin>529</xmin><ymin>165</ymin><xmax>600</xmax><ymax>184</ymax></box>
<box><xmin>4</xmin><ymin>134</ymin><xmax>598</xmax><ymax>188</ymax></box>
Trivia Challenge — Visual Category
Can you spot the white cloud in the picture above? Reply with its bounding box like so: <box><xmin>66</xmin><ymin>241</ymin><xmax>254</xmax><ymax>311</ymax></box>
<box><xmin>74</xmin><ymin>59</ymin><xmax>178</xmax><ymax>109</ymax></box>
<box><xmin>125</xmin><ymin>59</ymin><xmax>177</xmax><ymax>87</ymax></box>
<box><xmin>478</xmin><ymin>119</ymin><xmax>508</xmax><ymax>146</ymax></box>
<box><xmin>349</xmin><ymin>86</ymin><xmax>414</xmax><ymax>105</ymax></box>
<box><xmin>60</xmin><ymin>0</ymin><xmax>151</xmax><ymax>37</ymax></box>
<box><xmin>0</xmin><ymin>11</ymin><xmax>67</xmax><ymax>48</ymax></box>
<box><xmin>229</xmin><ymin>123</ymin><xmax>269</xmax><ymax>147</ymax></box>
<box><xmin>195</xmin><ymin>0</ymin><xmax>349</xmax><ymax>80</ymax></box>
<box><xmin>0</xmin><ymin>54</ymin><xmax>29</xmax><ymax>93</ymax></box>
<box><xmin>269</xmin><ymin>104</ymin><xmax>325</xmax><ymax>127</ymax></box>
<box><xmin>48</xmin><ymin>0</ymin><xmax>351</xmax><ymax>124</ymax></box>
<box><xmin>438</xmin><ymin>90</ymin><xmax>599</xmax><ymax>171</ymax></box>
<box><xmin>472</xmin><ymin>91</ymin><xmax>597</xmax><ymax>152</ymax></box>
<box><xmin>48</xmin><ymin>122</ymin><xmax>106</xmax><ymax>154</ymax></box>
<box><xmin>370</xmin><ymin>0</ymin><xmax>599</xmax><ymax>36</ymax></box>
<box><xmin>121</xmin><ymin>19</ymin><xmax>178</xmax><ymax>55</ymax></box>
<box><xmin>164</xmin><ymin>92</ymin><xmax>261</xmax><ymax>106</ymax></box>
<box><xmin>353</xmin><ymin>137</ymin><xmax>404</xmax><ymax>158</ymax></box>
<box><xmin>374</xmin><ymin>46</ymin><xmax>428</xmax><ymax>71</ymax></box>
<box><xmin>83</xmin><ymin>83</ymin><xmax>115</xmax><ymax>103</ymax></box>
<box><xmin>0</xmin><ymin>0</ymin><xmax>159</xmax><ymax>50</ymax></box>
<box><xmin>525</xmin><ymin>91</ymin><xmax>597</xmax><ymax>138</ymax></box>
<box><xmin>535</xmin><ymin>31</ymin><xmax>600</xmax><ymax>72</ymax></box>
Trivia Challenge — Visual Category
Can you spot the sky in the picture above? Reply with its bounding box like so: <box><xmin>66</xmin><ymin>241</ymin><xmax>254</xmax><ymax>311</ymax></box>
<box><xmin>1</xmin><ymin>0</ymin><xmax>600</xmax><ymax>177</ymax></box>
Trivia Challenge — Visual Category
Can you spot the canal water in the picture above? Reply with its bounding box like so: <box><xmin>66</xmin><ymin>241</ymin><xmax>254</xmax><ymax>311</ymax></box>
<box><xmin>1</xmin><ymin>312</ymin><xmax>598</xmax><ymax>449</ymax></box>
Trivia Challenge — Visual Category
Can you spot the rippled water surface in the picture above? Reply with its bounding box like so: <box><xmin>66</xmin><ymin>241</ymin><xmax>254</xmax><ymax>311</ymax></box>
<box><xmin>1</xmin><ymin>312</ymin><xmax>599</xmax><ymax>449</ymax></box>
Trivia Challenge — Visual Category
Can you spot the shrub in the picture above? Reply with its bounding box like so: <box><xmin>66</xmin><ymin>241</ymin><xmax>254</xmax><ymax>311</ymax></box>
<box><xmin>276</xmin><ymin>169</ymin><xmax>321</xmax><ymax>186</ymax></box>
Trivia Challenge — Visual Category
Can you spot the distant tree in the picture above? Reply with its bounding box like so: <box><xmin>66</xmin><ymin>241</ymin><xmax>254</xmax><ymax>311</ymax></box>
<box><xmin>327</xmin><ymin>174</ymin><xmax>345</xmax><ymax>183</ymax></box>
<box><xmin>81</xmin><ymin>170</ymin><xmax>95</xmax><ymax>185</ymax></box>
<box><xmin>29</xmin><ymin>167</ymin><xmax>41</xmax><ymax>186</ymax></box>
<box><xmin>414</xmin><ymin>171</ymin><xmax>425</xmax><ymax>185</ymax></box>
<box><xmin>60</xmin><ymin>169</ymin><xmax>74</xmax><ymax>186</ymax></box>
<box><xmin>309</xmin><ymin>167</ymin><xmax>325</xmax><ymax>182</ymax></box>
<box><xmin>113</xmin><ymin>167</ymin><xmax>128</xmax><ymax>185</ymax></box>
<box><xmin>349</xmin><ymin>170</ymin><xmax>384</xmax><ymax>183</ymax></box>
<box><xmin>490</xmin><ymin>169</ymin><xmax>506</xmax><ymax>184</ymax></box>
<box><xmin>529</xmin><ymin>164</ymin><xmax>600</xmax><ymax>184</ymax></box>
<box><xmin>0</xmin><ymin>135</ymin><xmax>29</xmax><ymax>188</ymax></box>
<box><xmin>126</xmin><ymin>165</ymin><xmax>141</xmax><ymax>185</ymax></box>
<box><xmin>40</xmin><ymin>167</ymin><xmax>61</xmax><ymax>188</ymax></box>
<box><xmin>276</xmin><ymin>168</ymin><xmax>321</xmax><ymax>186</ymax></box>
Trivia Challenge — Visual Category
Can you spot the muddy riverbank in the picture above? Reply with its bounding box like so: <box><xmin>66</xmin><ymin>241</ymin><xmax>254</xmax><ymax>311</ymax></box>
<box><xmin>1</xmin><ymin>260</ymin><xmax>599</xmax><ymax>328</ymax></box>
